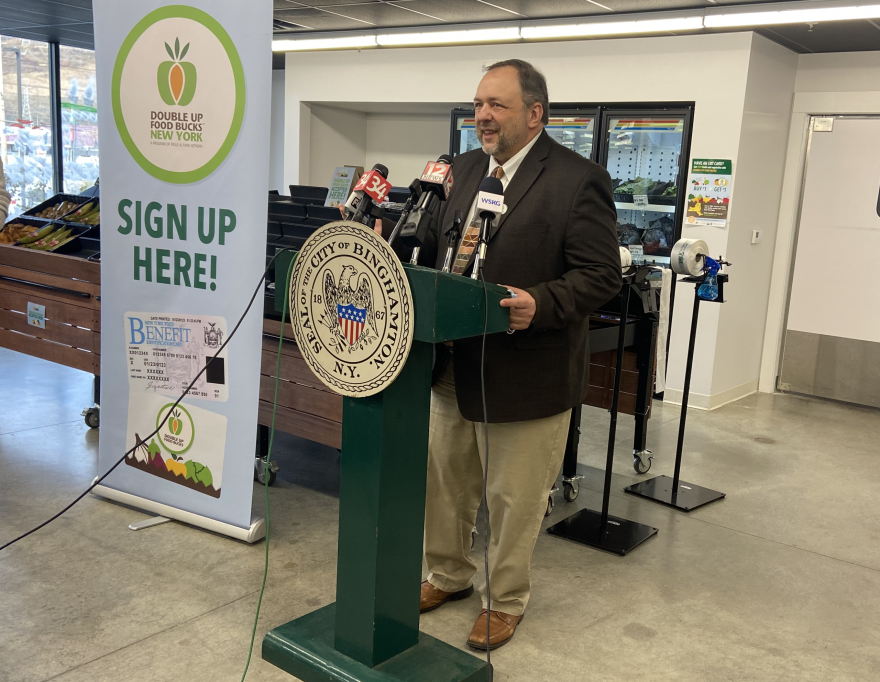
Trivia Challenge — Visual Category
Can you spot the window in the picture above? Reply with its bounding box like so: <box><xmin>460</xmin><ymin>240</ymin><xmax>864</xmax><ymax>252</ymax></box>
<box><xmin>1</xmin><ymin>36</ymin><xmax>54</xmax><ymax>219</ymax></box>
<box><xmin>59</xmin><ymin>45</ymin><xmax>98</xmax><ymax>195</ymax></box>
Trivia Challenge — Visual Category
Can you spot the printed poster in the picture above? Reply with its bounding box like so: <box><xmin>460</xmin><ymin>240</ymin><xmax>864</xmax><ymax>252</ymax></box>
<box><xmin>125</xmin><ymin>311</ymin><xmax>228</xmax><ymax>402</ymax></box>
<box><xmin>686</xmin><ymin>159</ymin><xmax>732</xmax><ymax>228</ymax></box>
<box><xmin>94</xmin><ymin>0</ymin><xmax>271</xmax><ymax>530</ymax></box>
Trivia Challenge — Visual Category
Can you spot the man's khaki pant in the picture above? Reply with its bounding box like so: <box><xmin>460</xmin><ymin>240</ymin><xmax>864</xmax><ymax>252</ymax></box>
<box><xmin>424</xmin><ymin>361</ymin><xmax>571</xmax><ymax>616</ymax></box>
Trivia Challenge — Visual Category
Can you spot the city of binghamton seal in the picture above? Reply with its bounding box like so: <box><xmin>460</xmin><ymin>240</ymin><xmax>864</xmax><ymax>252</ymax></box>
<box><xmin>288</xmin><ymin>221</ymin><xmax>414</xmax><ymax>397</ymax></box>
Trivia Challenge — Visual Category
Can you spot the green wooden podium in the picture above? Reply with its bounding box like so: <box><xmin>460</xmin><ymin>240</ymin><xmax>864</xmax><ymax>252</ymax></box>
<box><xmin>263</xmin><ymin>258</ymin><xmax>510</xmax><ymax>682</ymax></box>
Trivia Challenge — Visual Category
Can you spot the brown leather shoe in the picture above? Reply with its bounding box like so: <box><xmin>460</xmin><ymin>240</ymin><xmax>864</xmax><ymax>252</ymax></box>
<box><xmin>467</xmin><ymin>609</ymin><xmax>523</xmax><ymax>650</ymax></box>
<box><xmin>420</xmin><ymin>581</ymin><xmax>474</xmax><ymax>613</ymax></box>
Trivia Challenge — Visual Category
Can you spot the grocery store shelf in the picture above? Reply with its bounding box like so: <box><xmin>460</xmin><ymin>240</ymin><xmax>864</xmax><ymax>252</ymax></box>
<box><xmin>615</xmin><ymin>201</ymin><xmax>676</xmax><ymax>214</ymax></box>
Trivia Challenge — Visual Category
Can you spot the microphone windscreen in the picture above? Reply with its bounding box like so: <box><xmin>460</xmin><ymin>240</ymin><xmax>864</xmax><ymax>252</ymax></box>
<box><xmin>437</xmin><ymin>153</ymin><xmax>454</xmax><ymax>164</ymax></box>
<box><xmin>372</xmin><ymin>163</ymin><xmax>389</xmax><ymax>178</ymax></box>
<box><xmin>479</xmin><ymin>175</ymin><xmax>503</xmax><ymax>195</ymax></box>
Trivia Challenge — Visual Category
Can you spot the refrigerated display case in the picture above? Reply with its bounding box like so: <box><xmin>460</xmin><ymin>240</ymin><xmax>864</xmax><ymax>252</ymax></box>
<box><xmin>450</xmin><ymin>104</ymin><xmax>694</xmax><ymax>268</ymax></box>
<box><xmin>601</xmin><ymin>109</ymin><xmax>693</xmax><ymax>266</ymax></box>
<box><xmin>450</xmin><ymin>108</ymin><xmax>598</xmax><ymax>161</ymax></box>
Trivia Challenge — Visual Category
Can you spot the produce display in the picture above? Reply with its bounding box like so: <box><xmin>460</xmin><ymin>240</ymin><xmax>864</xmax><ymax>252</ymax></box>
<box><xmin>33</xmin><ymin>199</ymin><xmax>81</xmax><ymax>220</ymax></box>
<box><xmin>0</xmin><ymin>221</ymin><xmax>44</xmax><ymax>244</ymax></box>
<box><xmin>61</xmin><ymin>201</ymin><xmax>100</xmax><ymax>226</ymax></box>
<box><xmin>612</xmin><ymin>177</ymin><xmax>676</xmax><ymax>197</ymax></box>
<box><xmin>0</xmin><ymin>222</ymin><xmax>80</xmax><ymax>251</ymax></box>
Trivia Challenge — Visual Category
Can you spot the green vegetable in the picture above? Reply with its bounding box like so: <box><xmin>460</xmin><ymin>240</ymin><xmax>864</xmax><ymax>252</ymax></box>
<box><xmin>184</xmin><ymin>460</ymin><xmax>214</xmax><ymax>487</ymax></box>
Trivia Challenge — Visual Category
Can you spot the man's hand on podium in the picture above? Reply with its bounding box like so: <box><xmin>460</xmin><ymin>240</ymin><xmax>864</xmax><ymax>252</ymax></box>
<box><xmin>499</xmin><ymin>286</ymin><xmax>535</xmax><ymax>330</ymax></box>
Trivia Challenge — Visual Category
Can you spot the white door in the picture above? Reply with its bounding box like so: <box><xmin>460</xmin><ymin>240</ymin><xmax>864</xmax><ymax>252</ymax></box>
<box><xmin>780</xmin><ymin>116</ymin><xmax>880</xmax><ymax>408</ymax></box>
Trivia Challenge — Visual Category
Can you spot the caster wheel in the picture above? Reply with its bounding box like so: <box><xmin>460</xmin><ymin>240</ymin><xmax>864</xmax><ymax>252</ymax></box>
<box><xmin>545</xmin><ymin>495</ymin><xmax>554</xmax><ymax>517</ymax></box>
<box><xmin>633</xmin><ymin>456</ymin><xmax>652</xmax><ymax>474</ymax></box>
<box><xmin>563</xmin><ymin>481</ymin><xmax>579</xmax><ymax>502</ymax></box>
<box><xmin>84</xmin><ymin>408</ymin><xmax>99</xmax><ymax>429</ymax></box>
<box><xmin>257</xmin><ymin>467</ymin><xmax>277</xmax><ymax>486</ymax></box>
<box><xmin>255</xmin><ymin>459</ymin><xmax>278</xmax><ymax>486</ymax></box>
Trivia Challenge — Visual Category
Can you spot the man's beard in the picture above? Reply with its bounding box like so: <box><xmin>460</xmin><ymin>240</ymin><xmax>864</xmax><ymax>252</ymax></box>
<box><xmin>478</xmin><ymin>123</ymin><xmax>524</xmax><ymax>158</ymax></box>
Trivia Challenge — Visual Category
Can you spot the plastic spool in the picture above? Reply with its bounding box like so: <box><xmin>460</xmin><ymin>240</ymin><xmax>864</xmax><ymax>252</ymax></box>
<box><xmin>619</xmin><ymin>246</ymin><xmax>633</xmax><ymax>271</ymax></box>
<box><xmin>670</xmin><ymin>238</ymin><xmax>709</xmax><ymax>276</ymax></box>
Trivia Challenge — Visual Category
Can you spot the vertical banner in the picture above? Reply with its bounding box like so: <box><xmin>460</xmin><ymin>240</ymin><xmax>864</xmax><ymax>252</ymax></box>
<box><xmin>94</xmin><ymin>0</ymin><xmax>271</xmax><ymax>534</ymax></box>
<box><xmin>686</xmin><ymin>159</ymin><xmax>732</xmax><ymax>228</ymax></box>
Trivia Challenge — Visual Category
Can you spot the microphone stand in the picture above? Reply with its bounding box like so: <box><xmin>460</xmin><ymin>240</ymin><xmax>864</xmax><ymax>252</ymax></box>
<box><xmin>470</xmin><ymin>214</ymin><xmax>492</xmax><ymax>281</ymax></box>
<box><xmin>387</xmin><ymin>179</ymin><xmax>421</xmax><ymax>247</ymax></box>
<box><xmin>547</xmin><ymin>265</ymin><xmax>660</xmax><ymax>556</ymax></box>
<box><xmin>441</xmin><ymin>211</ymin><xmax>463</xmax><ymax>273</ymax></box>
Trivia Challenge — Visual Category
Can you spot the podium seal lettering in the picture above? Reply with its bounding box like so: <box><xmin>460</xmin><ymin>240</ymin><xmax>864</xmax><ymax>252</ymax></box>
<box><xmin>289</xmin><ymin>221</ymin><xmax>414</xmax><ymax>397</ymax></box>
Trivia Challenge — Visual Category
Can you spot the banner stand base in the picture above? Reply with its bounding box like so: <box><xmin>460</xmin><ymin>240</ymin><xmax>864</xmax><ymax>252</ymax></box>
<box><xmin>129</xmin><ymin>516</ymin><xmax>171</xmax><ymax>531</ymax></box>
<box><xmin>92</xmin><ymin>482</ymin><xmax>266</xmax><ymax>543</ymax></box>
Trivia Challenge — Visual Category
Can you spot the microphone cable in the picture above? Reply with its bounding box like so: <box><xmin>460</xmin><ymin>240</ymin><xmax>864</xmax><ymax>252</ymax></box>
<box><xmin>239</xmin><ymin>254</ymin><xmax>295</xmax><ymax>681</ymax></box>
<box><xmin>477</xmin><ymin>270</ymin><xmax>494</xmax><ymax>679</ymax></box>
<box><xmin>0</xmin><ymin>246</ymin><xmax>298</xmax><ymax>553</ymax></box>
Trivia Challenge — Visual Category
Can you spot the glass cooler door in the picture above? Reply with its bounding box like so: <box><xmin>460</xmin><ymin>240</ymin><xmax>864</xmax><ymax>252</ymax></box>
<box><xmin>601</xmin><ymin>111</ymin><xmax>692</xmax><ymax>266</ymax></box>
<box><xmin>450</xmin><ymin>109</ymin><xmax>598</xmax><ymax>161</ymax></box>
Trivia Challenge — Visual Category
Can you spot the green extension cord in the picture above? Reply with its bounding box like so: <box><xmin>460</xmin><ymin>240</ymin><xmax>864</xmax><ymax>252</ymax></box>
<box><xmin>240</xmin><ymin>255</ymin><xmax>295</xmax><ymax>681</ymax></box>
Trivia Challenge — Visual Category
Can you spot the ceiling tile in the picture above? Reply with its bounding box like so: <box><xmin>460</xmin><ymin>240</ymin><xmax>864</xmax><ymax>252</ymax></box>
<box><xmin>762</xmin><ymin>20</ymin><xmax>880</xmax><ymax>53</ymax></box>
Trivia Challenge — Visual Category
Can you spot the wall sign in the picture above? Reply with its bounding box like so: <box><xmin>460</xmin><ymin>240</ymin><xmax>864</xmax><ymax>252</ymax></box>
<box><xmin>686</xmin><ymin>159</ymin><xmax>732</xmax><ymax>228</ymax></box>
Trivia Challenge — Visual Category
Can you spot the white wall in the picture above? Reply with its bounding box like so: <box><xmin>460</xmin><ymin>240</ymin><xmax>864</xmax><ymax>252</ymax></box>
<box><xmin>760</xmin><ymin>51</ymin><xmax>880</xmax><ymax>393</ymax></box>
<box><xmin>268</xmin><ymin>69</ymin><xmax>286</xmax><ymax>192</ymax></box>
<box><xmin>307</xmin><ymin>104</ymin><xmax>367</xmax><ymax>189</ymax></box>
<box><xmin>364</xmin><ymin>114</ymin><xmax>450</xmax><ymax>185</ymax></box>
<box><xmin>708</xmin><ymin>36</ymin><xmax>798</xmax><ymax>406</ymax></box>
<box><xmin>284</xmin><ymin>32</ymin><xmax>801</xmax><ymax>407</ymax></box>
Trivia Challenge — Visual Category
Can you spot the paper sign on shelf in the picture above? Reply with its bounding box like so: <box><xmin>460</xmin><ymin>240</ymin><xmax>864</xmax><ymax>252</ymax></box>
<box><xmin>27</xmin><ymin>302</ymin><xmax>46</xmax><ymax>329</ymax></box>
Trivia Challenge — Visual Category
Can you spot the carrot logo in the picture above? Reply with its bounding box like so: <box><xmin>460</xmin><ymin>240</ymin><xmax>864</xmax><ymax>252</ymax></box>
<box><xmin>158</xmin><ymin>37</ymin><xmax>196</xmax><ymax>106</ymax></box>
<box><xmin>169</xmin><ymin>408</ymin><xmax>183</xmax><ymax>435</ymax></box>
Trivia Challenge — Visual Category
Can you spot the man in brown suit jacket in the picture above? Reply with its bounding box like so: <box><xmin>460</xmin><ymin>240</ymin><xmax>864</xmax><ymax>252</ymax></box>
<box><xmin>410</xmin><ymin>60</ymin><xmax>621</xmax><ymax>650</ymax></box>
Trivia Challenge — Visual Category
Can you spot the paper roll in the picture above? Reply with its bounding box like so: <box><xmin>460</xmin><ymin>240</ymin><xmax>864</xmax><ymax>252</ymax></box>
<box><xmin>619</xmin><ymin>246</ymin><xmax>633</xmax><ymax>271</ymax></box>
<box><xmin>670</xmin><ymin>238</ymin><xmax>709</xmax><ymax>276</ymax></box>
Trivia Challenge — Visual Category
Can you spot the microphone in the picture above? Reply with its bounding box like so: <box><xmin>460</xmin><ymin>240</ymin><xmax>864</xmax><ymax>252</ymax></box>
<box><xmin>399</xmin><ymin>154</ymin><xmax>454</xmax><ymax>252</ymax></box>
<box><xmin>441</xmin><ymin>210</ymin><xmax>463</xmax><ymax>273</ymax></box>
<box><xmin>344</xmin><ymin>163</ymin><xmax>391</xmax><ymax>226</ymax></box>
<box><xmin>471</xmin><ymin>175</ymin><xmax>504</xmax><ymax>281</ymax></box>
<box><xmin>387</xmin><ymin>178</ymin><xmax>422</xmax><ymax>247</ymax></box>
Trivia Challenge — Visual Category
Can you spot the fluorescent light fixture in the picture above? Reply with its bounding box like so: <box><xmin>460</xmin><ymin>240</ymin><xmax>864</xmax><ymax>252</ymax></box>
<box><xmin>521</xmin><ymin>16</ymin><xmax>703</xmax><ymax>39</ymax></box>
<box><xmin>705</xmin><ymin>4</ymin><xmax>880</xmax><ymax>27</ymax></box>
<box><xmin>377</xmin><ymin>26</ymin><xmax>521</xmax><ymax>46</ymax></box>
<box><xmin>272</xmin><ymin>34</ymin><xmax>377</xmax><ymax>51</ymax></box>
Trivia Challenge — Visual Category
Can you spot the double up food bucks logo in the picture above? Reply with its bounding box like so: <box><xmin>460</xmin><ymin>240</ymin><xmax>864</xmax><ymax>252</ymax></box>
<box><xmin>112</xmin><ymin>6</ymin><xmax>245</xmax><ymax>183</ymax></box>
<box><xmin>158</xmin><ymin>38</ymin><xmax>196</xmax><ymax>106</ymax></box>
<box><xmin>289</xmin><ymin>221</ymin><xmax>414</xmax><ymax>397</ymax></box>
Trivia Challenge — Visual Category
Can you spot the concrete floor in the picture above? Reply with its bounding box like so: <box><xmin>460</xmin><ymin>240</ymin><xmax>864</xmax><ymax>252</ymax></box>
<box><xmin>2</xmin><ymin>346</ymin><xmax>880</xmax><ymax>682</ymax></box>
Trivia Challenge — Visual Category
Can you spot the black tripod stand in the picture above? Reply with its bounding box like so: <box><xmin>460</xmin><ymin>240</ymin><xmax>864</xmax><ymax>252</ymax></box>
<box><xmin>547</xmin><ymin>270</ymin><xmax>659</xmax><ymax>556</ymax></box>
<box><xmin>624</xmin><ymin>271</ymin><xmax>728</xmax><ymax>512</ymax></box>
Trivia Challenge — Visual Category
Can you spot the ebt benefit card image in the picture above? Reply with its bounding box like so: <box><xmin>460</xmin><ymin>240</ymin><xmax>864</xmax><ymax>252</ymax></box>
<box><xmin>124</xmin><ymin>311</ymin><xmax>228</xmax><ymax>401</ymax></box>
<box><xmin>124</xmin><ymin>391</ymin><xmax>228</xmax><ymax>498</ymax></box>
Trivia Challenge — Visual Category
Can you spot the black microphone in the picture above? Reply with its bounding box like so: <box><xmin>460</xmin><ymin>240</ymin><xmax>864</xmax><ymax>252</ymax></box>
<box><xmin>399</xmin><ymin>154</ymin><xmax>454</xmax><ymax>251</ymax></box>
<box><xmin>471</xmin><ymin>175</ymin><xmax>504</xmax><ymax>280</ymax></box>
<box><xmin>441</xmin><ymin>209</ymin><xmax>463</xmax><ymax>273</ymax></box>
<box><xmin>343</xmin><ymin>163</ymin><xmax>391</xmax><ymax>226</ymax></box>
<box><xmin>387</xmin><ymin>178</ymin><xmax>423</xmax><ymax>247</ymax></box>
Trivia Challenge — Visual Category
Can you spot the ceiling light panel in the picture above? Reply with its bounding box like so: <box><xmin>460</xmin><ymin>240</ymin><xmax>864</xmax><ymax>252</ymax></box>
<box><xmin>521</xmin><ymin>16</ymin><xmax>704</xmax><ymax>40</ymax></box>
<box><xmin>272</xmin><ymin>34</ymin><xmax>378</xmax><ymax>51</ymax></box>
<box><xmin>376</xmin><ymin>26</ymin><xmax>521</xmax><ymax>46</ymax></box>
<box><xmin>705</xmin><ymin>4</ymin><xmax>880</xmax><ymax>28</ymax></box>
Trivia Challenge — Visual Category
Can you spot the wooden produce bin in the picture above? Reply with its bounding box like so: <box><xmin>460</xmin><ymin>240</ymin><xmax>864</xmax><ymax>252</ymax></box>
<box><xmin>0</xmin><ymin>244</ymin><xmax>101</xmax><ymax>375</ymax></box>
<box><xmin>260</xmin><ymin>318</ymin><xmax>342</xmax><ymax>449</ymax></box>
<box><xmin>584</xmin><ymin>348</ymin><xmax>652</xmax><ymax>417</ymax></box>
